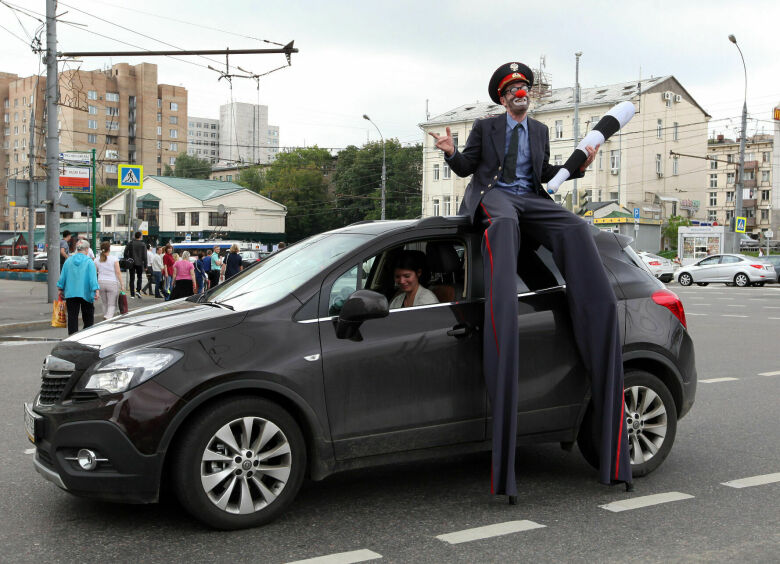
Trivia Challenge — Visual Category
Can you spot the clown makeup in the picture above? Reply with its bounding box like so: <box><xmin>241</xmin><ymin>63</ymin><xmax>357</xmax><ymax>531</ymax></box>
<box><xmin>501</xmin><ymin>83</ymin><xmax>529</xmax><ymax>115</ymax></box>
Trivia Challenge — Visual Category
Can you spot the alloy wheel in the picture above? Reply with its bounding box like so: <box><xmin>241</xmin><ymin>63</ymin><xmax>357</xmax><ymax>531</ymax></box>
<box><xmin>624</xmin><ymin>385</ymin><xmax>667</xmax><ymax>465</ymax></box>
<box><xmin>734</xmin><ymin>273</ymin><xmax>749</xmax><ymax>287</ymax></box>
<box><xmin>678</xmin><ymin>273</ymin><xmax>692</xmax><ymax>286</ymax></box>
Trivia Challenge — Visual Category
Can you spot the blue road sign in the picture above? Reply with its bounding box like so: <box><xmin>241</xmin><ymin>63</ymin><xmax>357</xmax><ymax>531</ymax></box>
<box><xmin>735</xmin><ymin>217</ymin><xmax>747</xmax><ymax>233</ymax></box>
<box><xmin>633</xmin><ymin>207</ymin><xmax>640</xmax><ymax>220</ymax></box>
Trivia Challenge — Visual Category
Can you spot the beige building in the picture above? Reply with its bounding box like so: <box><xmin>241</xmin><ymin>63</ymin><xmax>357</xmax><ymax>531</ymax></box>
<box><xmin>187</xmin><ymin>116</ymin><xmax>219</xmax><ymax>163</ymax></box>
<box><xmin>420</xmin><ymin>76</ymin><xmax>710</xmax><ymax>225</ymax></box>
<box><xmin>706</xmin><ymin>135</ymin><xmax>773</xmax><ymax>236</ymax></box>
<box><xmin>1</xmin><ymin>62</ymin><xmax>186</xmax><ymax>231</ymax></box>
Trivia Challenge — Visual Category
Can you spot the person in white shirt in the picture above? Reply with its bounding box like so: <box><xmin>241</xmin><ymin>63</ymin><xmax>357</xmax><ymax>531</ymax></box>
<box><xmin>151</xmin><ymin>246</ymin><xmax>165</xmax><ymax>298</ymax></box>
<box><xmin>79</xmin><ymin>236</ymin><xmax>95</xmax><ymax>259</ymax></box>
<box><xmin>142</xmin><ymin>243</ymin><xmax>155</xmax><ymax>295</ymax></box>
<box><xmin>94</xmin><ymin>240</ymin><xmax>124</xmax><ymax>318</ymax></box>
<box><xmin>388</xmin><ymin>251</ymin><xmax>439</xmax><ymax>309</ymax></box>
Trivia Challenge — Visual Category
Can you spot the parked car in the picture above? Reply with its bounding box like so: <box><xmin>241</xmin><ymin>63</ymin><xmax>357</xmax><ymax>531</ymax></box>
<box><xmin>33</xmin><ymin>252</ymin><xmax>48</xmax><ymax>270</ymax></box>
<box><xmin>637</xmin><ymin>251</ymin><xmax>676</xmax><ymax>283</ymax></box>
<box><xmin>25</xmin><ymin>217</ymin><xmax>697</xmax><ymax>530</ymax></box>
<box><xmin>676</xmin><ymin>253</ymin><xmax>777</xmax><ymax>287</ymax></box>
<box><xmin>239</xmin><ymin>250</ymin><xmax>271</xmax><ymax>269</ymax></box>
<box><xmin>760</xmin><ymin>255</ymin><xmax>780</xmax><ymax>283</ymax></box>
<box><xmin>1</xmin><ymin>255</ymin><xmax>28</xmax><ymax>269</ymax></box>
<box><xmin>738</xmin><ymin>234</ymin><xmax>759</xmax><ymax>249</ymax></box>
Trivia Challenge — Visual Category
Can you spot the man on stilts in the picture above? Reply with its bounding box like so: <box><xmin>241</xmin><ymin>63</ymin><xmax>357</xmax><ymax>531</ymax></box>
<box><xmin>429</xmin><ymin>61</ymin><xmax>633</xmax><ymax>503</ymax></box>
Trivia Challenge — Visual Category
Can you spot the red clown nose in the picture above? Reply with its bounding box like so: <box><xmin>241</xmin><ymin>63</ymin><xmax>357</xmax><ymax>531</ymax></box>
<box><xmin>514</xmin><ymin>89</ymin><xmax>527</xmax><ymax>98</ymax></box>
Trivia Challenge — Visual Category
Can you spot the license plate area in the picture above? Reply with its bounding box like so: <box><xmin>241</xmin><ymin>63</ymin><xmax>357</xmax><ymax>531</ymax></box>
<box><xmin>24</xmin><ymin>403</ymin><xmax>41</xmax><ymax>444</ymax></box>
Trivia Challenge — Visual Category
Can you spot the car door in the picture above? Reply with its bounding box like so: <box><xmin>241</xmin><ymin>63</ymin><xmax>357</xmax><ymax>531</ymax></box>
<box><xmin>318</xmin><ymin>235</ymin><xmax>486</xmax><ymax>461</ymax></box>
<box><xmin>718</xmin><ymin>255</ymin><xmax>741</xmax><ymax>281</ymax></box>
<box><xmin>693</xmin><ymin>255</ymin><xmax>722</xmax><ymax>282</ymax></box>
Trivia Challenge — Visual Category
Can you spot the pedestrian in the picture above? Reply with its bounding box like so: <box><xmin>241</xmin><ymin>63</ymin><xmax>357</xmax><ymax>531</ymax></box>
<box><xmin>67</xmin><ymin>235</ymin><xmax>78</xmax><ymax>256</ymax></box>
<box><xmin>208</xmin><ymin>246</ymin><xmax>223</xmax><ymax>289</ymax></box>
<box><xmin>78</xmin><ymin>236</ymin><xmax>95</xmax><ymax>259</ymax></box>
<box><xmin>194</xmin><ymin>252</ymin><xmax>207</xmax><ymax>294</ymax></box>
<box><xmin>758</xmin><ymin>248</ymin><xmax>764</xmax><ymax>257</ymax></box>
<box><xmin>163</xmin><ymin>244</ymin><xmax>176</xmax><ymax>299</ymax></box>
<box><xmin>59</xmin><ymin>230</ymin><xmax>72</xmax><ymax>269</ymax></box>
<box><xmin>142</xmin><ymin>243</ymin><xmax>155</xmax><ymax>295</ymax></box>
<box><xmin>222</xmin><ymin>243</ymin><xmax>243</xmax><ymax>281</ymax></box>
<box><xmin>429</xmin><ymin>61</ymin><xmax>631</xmax><ymax>501</ymax></box>
<box><xmin>57</xmin><ymin>239</ymin><xmax>100</xmax><ymax>335</ymax></box>
<box><xmin>94</xmin><ymin>240</ymin><xmax>124</xmax><ymax>319</ymax></box>
<box><xmin>151</xmin><ymin>246</ymin><xmax>165</xmax><ymax>298</ymax></box>
<box><xmin>124</xmin><ymin>231</ymin><xmax>148</xmax><ymax>299</ymax></box>
<box><xmin>170</xmin><ymin>251</ymin><xmax>197</xmax><ymax>299</ymax></box>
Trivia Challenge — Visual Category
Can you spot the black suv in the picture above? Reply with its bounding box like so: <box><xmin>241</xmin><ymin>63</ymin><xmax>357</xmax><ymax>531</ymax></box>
<box><xmin>25</xmin><ymin>217</ymin><xmax>696</xmax><ymax>529</ymax></box>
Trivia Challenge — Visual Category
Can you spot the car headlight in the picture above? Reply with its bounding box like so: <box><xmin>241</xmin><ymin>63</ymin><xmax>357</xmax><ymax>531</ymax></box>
<box><xmin>79</xmin><ymin>349</ymin><xmax>183</xmax><ymax>394</ymax></box>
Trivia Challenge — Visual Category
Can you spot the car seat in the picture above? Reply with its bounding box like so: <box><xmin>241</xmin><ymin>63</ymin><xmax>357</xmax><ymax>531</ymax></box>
<box><xmin>426</xmin><ymin>242</ymin><xmax>462</xmax><ymax>303</ymax></box>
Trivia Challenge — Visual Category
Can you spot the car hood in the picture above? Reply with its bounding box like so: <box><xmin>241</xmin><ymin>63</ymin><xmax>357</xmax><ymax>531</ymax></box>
<box><xmin>67</xmin><ymin>298</ymin><xmax>246</xmax><ymax>353</ymax></box>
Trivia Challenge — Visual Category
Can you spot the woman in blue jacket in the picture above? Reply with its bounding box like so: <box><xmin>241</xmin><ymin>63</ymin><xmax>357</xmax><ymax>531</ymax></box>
<box><xmin>57</xmin><ymin>239</ymin><xmax>100</xmax><ymax>335</ymax></box>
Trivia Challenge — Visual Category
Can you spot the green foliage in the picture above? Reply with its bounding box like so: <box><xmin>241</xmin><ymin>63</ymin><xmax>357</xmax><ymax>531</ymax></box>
<box><xmin>72</xmin><ymin>184</ymin><xmax>121</xmax><ymax>210</ymax></box>
<box><xmin>170</xmin><ymin>152</ymin><xmax>211</xmax><ymax>179</ymax></box>
<box><xmin>236</xmin><ymin>166</ymin><xmax>267</xmax><ymax>194</ymax></box>
<box><xmin>662</xmin><ymin>215</ymin><xmax>692</xmax><ymax>249</ymax></box>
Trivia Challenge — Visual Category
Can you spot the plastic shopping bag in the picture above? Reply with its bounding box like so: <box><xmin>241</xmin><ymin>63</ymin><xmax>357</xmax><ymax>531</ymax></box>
<box><xmin>51</xmin><ymin>299</ymin><xmax>67</xmax><ymax>328</ymax></box>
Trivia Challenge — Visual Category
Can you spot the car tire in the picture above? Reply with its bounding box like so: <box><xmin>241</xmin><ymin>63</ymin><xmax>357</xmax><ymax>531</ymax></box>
<box><xmin>696</xmin><ymin>282</ymin><xmax>709</xmax><ymax>287</ymax></box>
<box><xmin>678</xmin><ymin>273</ymin><xmax>693</xmax><ymax>286</ymax></box>
<box><xmin>577</xmin><ymin>369</ymin><xmax>678</xmax><ymax>478</ymax></box>
<box><xmin>734</xmin><ymin>273</ymin><xmax>749</xmax><ymax>287</ymax></box>
<box><xmin>171</xmin><ymin>397</ymin><xmax>306</xmax><ymax>530</ymax></box>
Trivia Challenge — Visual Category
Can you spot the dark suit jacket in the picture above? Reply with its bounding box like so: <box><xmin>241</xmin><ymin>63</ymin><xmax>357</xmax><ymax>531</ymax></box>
<box><xmin>447</xmin><ymin>113</ymin><xmax>583</xmax><ymax>222</ymax></box>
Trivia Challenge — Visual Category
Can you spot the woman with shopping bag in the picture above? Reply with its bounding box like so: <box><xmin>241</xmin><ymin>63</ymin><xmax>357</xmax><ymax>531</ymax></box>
<box><xmin>94</xmin><ymin>241</ymin><xmax>124</xmax><ymax>319</ymax></box>
<box><xmin>57</xmin><ymin>239</ymin><xmax>100</xmax><ymax>335</ymax></box>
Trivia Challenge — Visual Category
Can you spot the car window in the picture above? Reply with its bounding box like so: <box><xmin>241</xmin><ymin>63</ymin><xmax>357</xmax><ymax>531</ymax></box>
<box><xmin>698</xmin><ymin>256</ymin><xmax>720</xmax><ymax>266</ymax></box>
<box><xmin>720</xmin><ymin>256</ymin><xmax>740</xmax><ymax>264</ymax></box>
<box><xmin>516</xmin><ymin>246</ymin><xmax>565</xmax><ymax>293</ymax></box>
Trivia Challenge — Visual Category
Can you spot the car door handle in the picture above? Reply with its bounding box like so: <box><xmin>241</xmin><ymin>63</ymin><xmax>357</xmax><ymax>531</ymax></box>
<box><xmin>447</xmin><ymin>324</ymin><xmax>472</xmax><ymax>338</ymax></box>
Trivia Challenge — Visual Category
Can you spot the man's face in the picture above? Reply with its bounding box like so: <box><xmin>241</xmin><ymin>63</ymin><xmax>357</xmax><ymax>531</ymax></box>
<box><xmin>500</xmin><ymin>81</ymin><xmax>530</xmax><ymax>115</ymax></box>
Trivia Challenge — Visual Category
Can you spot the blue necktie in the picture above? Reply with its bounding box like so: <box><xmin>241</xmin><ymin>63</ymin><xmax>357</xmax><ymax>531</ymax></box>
<box><xmin>502</xmin><ymin>125</ymin><xmax>519</xmax><ymax>183</ymax></box>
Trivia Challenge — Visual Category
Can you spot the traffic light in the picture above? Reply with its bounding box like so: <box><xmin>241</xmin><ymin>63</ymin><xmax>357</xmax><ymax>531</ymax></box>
<box><xmin>574</xmin><ymin>188</ymin><xmax>589</xmax><ymax>215</ymax></box>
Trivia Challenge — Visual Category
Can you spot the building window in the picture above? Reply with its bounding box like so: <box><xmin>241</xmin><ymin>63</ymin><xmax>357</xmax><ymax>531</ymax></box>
<box><xmin>87</xmin><ymin>120</ymin><xmax>97</xmax><ymax>129</ymax></box>
<box><xmin>170</xmin><ymin>102</ymin><xmax>178</xmax><ymax>111</ymax></box>
<box><xmin>610</xmin><ymin>150</ymin><xmax>620</xmax><ymax>171</ymax></box>
<box><xmin>761</xmin><ymin>190</ymin><xmax>770</xmax><ymax>201</ymax></box>
<box><xmin>656</xmin><ymin>119</ymin><xmax>662</xmax><ymax>139</ymax></box>
<box><xmin>590</xmin><ymin>116</ymin><xmax>600</xmax><ymax>130</ymax></box>
<box><xmin>710</xmin><ymin>159</ymin><xmax>718</xmax><ymax>169</ymax></box>
<box><xmin>727</xmin><ymin>172</ymin><xmax>735</xmax><ymax>184</ymax></box>
<box><xmin>656</xmin><ymin>154</ymin><xmax>663</xmax><ymax>176</ymax></box>
<box><xmin>105</xmin><ymin>164</ymin><xmax>118</xmax><ymax>173</ymax></box>
<box><xmin>762</xmin><ymin>170</ymin><xmax>770</xmax><ymax>183</ymax></box>
<box><xmin>88</xmin><ymin>105</ymin><xmax>97</xmax><ymax>115</ymax></box>
<box><xmin>106</xmin><ymin>135</ymin><xmax>118</xmax><ymax>144</ymax></box>
<box><xmin>554</xmin><ymin>154</ymin><xmax>562</xmax><ymax>166</ymax></box>
<box><xmin>726</xmin><ymin>191</ymin><xmax>734</xmax><ymax>203</ymax></box>
<box><xmin>554</xmin><ymin>120</ymin><xmax>563</xmax><ymax>139</ymax></box>
<box><xmin>106</xmin><ymin>107</ymin><xmax>119</xmax><ymax>116</ymax></box>
<box><xmin>190</xmin><ymin>212</ymin><xmax>199</xmax><ymax>226</ymax></box>
<box><xmin>197</xmin><ymin>131</ymin><xmax>201</xmax><ymax>137</ymax></box>
<box><xmin>673</xmin><ymin>122</ymin><xmax>679</xmax><ymax>141</ymax></box>
<box><xmin>226</xmin><ymin>175</ymin><xmax>232</xmax><ymax>181</ymax></box>
<box><xmin>452</xmin><ymin>133</ymin><xmax>458</xmax><ymax>151</ymax></box>
<box><xmin>672</xmin><ymin>156</ymin><xmax>679</xmax><ymax>175</ymax></box>
<box><xmin>744</xmin><ymin>170</ymin><xmax>755</xmax><ymax>180</ymax></box>
<box><xmin>709</xmin><ymin>192</ymin><xmax>717</xmax><ymax>206</ymax></box>
<box><xmin>208</xmin><ymin>212</ymin><xmax>228</xmax><ymax>226</ymax></box>
<box><xmin>443</xmin><ymin>196</ymin><xmax>451</xmax><ymax>216</ymax></box>
<box><xmin>177</xmin><ymin>212</ymin><xmax>186</xmax><ymax>226</ymax></box>
<box><xmin>87</xmin><ymin>133</ymin><xmax>97</xmax><ymax>143</ymax></box>
<box><xmin>708</xmin><ymin>209</ymin><xmax>717</xmax><ymax>222</ymax></box>
<box><xmin>443</xmin><ymin>163</ymin><xmax>451</xmax><ymax>179</ymax></box>
<box><xmin>432</xmin><ymin>198</ymin><xmax>440</xmax><ymax>216</ymax></box>
<box><xmin>157</xmin><ymin>126</ymin><xmax>162</xmax><ymax>136</ymax></box>
<box><xmin>157</xmin><ymin>99</ymin><xmax>161</xmax><ymax>108</ymax></box>
<box><xmin>105</xmin><ymin>149</ymin><xmax>118</xmax><ymax>160</ymax></box>
<box><xmin>709</xmin><ymin>174</ymin><xmax>718</xmax><ymax>188</ymax></box>
<box><xmin>725</xmin><ymin>209</ymin><xmax>733</xmax><ymax>220</ymax></box>
<box><xmin>105</xmin><ymin>92</ymin><xmax>119</xmax><ymax>102</ymax></box>
<box><xmin>169</xmin><ymin>115</ymin><xmax>178</xmax><ymax>124</ymax></box>
<box><xmin>169</xmin><ymin>157</ymin><xmax>176</xmax><ymax>165</ymax></box>
<box><xmin>169</xmin><ymin>142</ymin><xmax>178</xmax><ymax>151</ymax></box>
<box><xmin>87</xmin><ymin>90</ymin><xmax>97</xmax><ymax>100</ymax></box>
<box><xmin>169</xmin><ymin>129</ymin><xmax>178</xmax><ymax>138</ymax></box>
<box><xmin>106</xmin><ymin>121</ymin><xmax>119</xmax><ymax>130</ymax></box>
<box><xmin>104</xmin><ymin>215</ymin><xmax>112</xmax><ymax>227</ymax></box>
<box><xmin>598</xmin><ymin>151</ymin><xmax>603</xmax><ymax>170</ymax></box>
<box><xmin>433</xmin><ymin>164</ymin><xmax>439</xmax><ymax>180</ymax></box>
<box><xmin>211</xmin><ymin>124</ymin><xmax>216</xmax><ymax>129</ymax></box>
<box><xmin>762</xmin><ymin>151</ymin><xmax>770</xmax><ymax>163</ymax></box>
<box><xmin>727</xmin><ymin>153</ymin><xmax>735</xmax><ymax>164</ymax></box>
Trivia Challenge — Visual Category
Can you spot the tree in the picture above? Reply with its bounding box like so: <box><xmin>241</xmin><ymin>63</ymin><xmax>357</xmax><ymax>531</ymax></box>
<box><xmin>663</xmin><ymin>215</ymin><xmax>692</xmax><ymax>250</ymax></box>
<box><xmin>236</xmin><ymin>165</ymin><xmax>267</xmax><ymax>194</ymax></box>
<box><xmin>261</xmin><ymin>147</ymin><xmax>337</xmax><ymax>242</ymax></box>
<box><xmin>72</xmin><ymin>184</ymin><xmax>121</xmax><ymax>209</ymax></box>
<box><xmin>170</xmin><ymin>152</ymin><xmax>211</xmax><ymax>179</ymax></box>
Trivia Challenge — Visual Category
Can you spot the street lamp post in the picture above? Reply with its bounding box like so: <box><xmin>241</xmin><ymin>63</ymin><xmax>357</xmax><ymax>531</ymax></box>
<box><xmin>362</xmin><ymin>114</ymin><xmax>386</xmax><ymax>220</ymax></box>
<box><xmin>728</xmin><ymin>34</ymin><xmax>747</xmax><ymax>252</ymax></box>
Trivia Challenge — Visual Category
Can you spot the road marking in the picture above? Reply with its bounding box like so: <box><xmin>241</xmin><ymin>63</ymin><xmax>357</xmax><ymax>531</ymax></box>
<box><xmin>286</xmin><ymin>550</ymin><xmax>383</xmax><ymax>564</ymax></box>
<box><xmin>764</xmin><ymin>306</ymin><xmax>780</xmax><ymax>309</ymax></box>
<box><xmin>716</xmin><ymin>297</ymin><xmax>734</xmax><ymax>300</ymax></box>
<box><xmin>758</xmin><ymin>371</ymin><xmax>780</xmax><ymax>377</ymax></box>
<box><xmin>699</xmin><ymin>377</ymin><xmax>739</xmax><ymax>383</ymax></box>
<box><xmin>726</xmin><ymin>304</ymin><xmax>746</xmax><ymax>307</ymax></box>
<box><xmin>599</xmin><ymin>492</ymin><xmax>694</xmax><ymax>512</ymax></box>
<box><xmin>686</xmin><ymin>313</ymin><xmax>708</xmax><ymax>316</ymax></box>
<box><xmin>24</xmin><ymin>448</ymin><xmax>35</xmax><ymax>455</ymax></box>
<box><xmin>436</xmin><ymin>520</ymin><xmax>546</xmax><ymax>544</ymax></box>
<box><xmin>722</xmin><ymin>473</ymin><xmax>780</xmax><ymax>489</ymax></box>
<box><xmin>721</xmin><ymin>314</ymin><xmax>748</xmax><ymax>318</ymax></box>
<box><xmin>770</xmin><ymin>317</ymin><xmax>780</xmax><ymax>321</ymax></box>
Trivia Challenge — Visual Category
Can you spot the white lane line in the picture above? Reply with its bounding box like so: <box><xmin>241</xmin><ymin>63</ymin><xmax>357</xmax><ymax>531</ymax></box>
<box><xmin>436</xmin><ymin>520</ymin><xmax>546</xmax><ymax>544</ymax></box>
<box><xmin>721</xmin><ymin>314</ymin><xmax>748</xmax><ymax>318</ymax></box>
<box><xmin>686</xmin><ymin>313</ymin><xmax>709</xmax><ymax>316</ymax></box>
<box><xmin>699</xmin><ymin>377</ymin><xmax>739</xmax><ymax>384</ymax></box>
<box><xmin>722</xmin><ymin>473</ymin><xmax>780</xmax><ymax>489</ymax></box>
<box><xmin>726</xmin><ymin>304</ymin><xmax>746</xmax><ymax>307</ymax></box>
<box><xmin>764</xmin><ymin>306</ymin><xmax>780</xmax><ymax>309</ymax></box>
<box><xmin>770</xmin><ymin>317</ymin><xmax>780</xmax><ymax>320</ymax></box>
<box><xmin>599</xmin><ymin>492</ymin><xmax>694</xmax><ymax>513</ymax></box>
<box><xmin>286</xmin><ymin>550</ymin><xmax>382</xmax><ymax>564</ymax></box>
<box><xmin>716</xmin><ymin>298</ymin><xmax>734</xmax><ymax>300</ymax></box>
<box><xmin>24</xmin><ymin>448</ymin><xmax>35</xmax><ymax>455</ymax></box>
<box><xmin>758</xmin><ymin>370</ymin><xmax>780</xmax><ymax>377</ymax></box>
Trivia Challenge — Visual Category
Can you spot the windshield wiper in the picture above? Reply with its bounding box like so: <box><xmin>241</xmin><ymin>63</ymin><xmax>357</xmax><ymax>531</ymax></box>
<box><xmin>199</xmin><ymin>300</ymin><xmax>235</xmax><ymax>311</ymax></box>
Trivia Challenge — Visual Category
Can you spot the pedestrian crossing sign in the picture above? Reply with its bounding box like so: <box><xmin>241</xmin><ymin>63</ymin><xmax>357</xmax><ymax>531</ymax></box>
<box><xmin>118</xmin><ymin>164</ymin><xmax>143</xmax><ymax>189</ymax></box>
<box><xmin>735</xmin><ymin>217</ymin><xmax>746</xmax><ymax>233</ymax></box>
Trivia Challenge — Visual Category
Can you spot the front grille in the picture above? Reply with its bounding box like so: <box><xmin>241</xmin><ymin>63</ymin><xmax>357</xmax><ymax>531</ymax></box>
<box><xmin>39</xmin><ymin>375</ymin><xmax>70</xmax><ymax>404</ymax></box>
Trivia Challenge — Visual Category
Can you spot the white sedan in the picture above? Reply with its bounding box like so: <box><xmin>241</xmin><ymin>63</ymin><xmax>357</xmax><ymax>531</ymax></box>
<box><xmin>637</xmin><ymin>251</ymin><xmax>677</xmax><ymax>283</ymax></box>
<box><xmin>676</xmin><ymin>254</ymin><xmax>777</xmax><ymax>287</ymax></box>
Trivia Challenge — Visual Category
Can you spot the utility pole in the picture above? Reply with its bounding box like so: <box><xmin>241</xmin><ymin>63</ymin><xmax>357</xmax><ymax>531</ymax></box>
<box><xmin>729</xmin><ymin>34</ymin><xmax>747</xmax><ymax>253</ymax></box>
<box><xmin>45</xmin><ymin>0</ymin><xmax>59</xmax><ymax>303</ymax></box>
<box><xmin>27</xmin><ymin>87</ymin><xmax>37</xmax><ymax>270</ymax></box>
<box><xmin>573</xmin><ymin>52</ymin><xmax>582</xmax><ymax>208</ymax></box>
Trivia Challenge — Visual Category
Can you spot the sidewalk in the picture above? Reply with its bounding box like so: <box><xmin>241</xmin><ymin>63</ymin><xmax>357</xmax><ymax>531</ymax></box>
<box><xmin>0</xmin><ymin>278</ymin><xmax>161</xmax><ymax>335</ymax></box>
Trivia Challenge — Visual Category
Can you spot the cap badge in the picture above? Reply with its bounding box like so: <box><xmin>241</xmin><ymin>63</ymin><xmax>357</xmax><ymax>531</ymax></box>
<box><xmin>510</xmin><ymin>63</ymin><xmax>519</xmax><ymax>71</ymax></box>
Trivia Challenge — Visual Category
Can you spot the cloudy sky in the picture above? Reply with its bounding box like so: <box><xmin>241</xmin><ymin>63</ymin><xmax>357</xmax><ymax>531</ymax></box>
<box><xmin>3</xmin><ymin>0</ymin><xmax>779</xmax><ymax>151</ymax></box>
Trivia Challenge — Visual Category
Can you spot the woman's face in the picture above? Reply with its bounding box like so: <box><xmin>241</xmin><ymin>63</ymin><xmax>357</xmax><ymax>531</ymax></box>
<box><xmin>394</xmin><ymin>268</ymin><xmax>420</xmax><ymax>294</ymax></box>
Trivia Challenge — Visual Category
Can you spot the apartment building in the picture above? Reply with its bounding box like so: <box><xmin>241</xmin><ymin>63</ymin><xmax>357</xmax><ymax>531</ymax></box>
<box><xmin>0</xmin><ymin>63</ymin><xmax>186</xmax><ymax>230</ymax></box>
<box><xmin>420</xmin><ymin>75</ymin><xmax>710</xmax><ymax>225</ymax></box>
<box><xmin>187</xmin><ymin>116</ymin><xmax>219</xmax><ymax>163</ymax></box>
<box><xmin>219</xmin><ymin>102</ymin><xmax>279</xmax><ymax>165</ymax></box>
<box><xmin>706</xmin><ymin>135</ymin><xmax>773</xmax><ymax>236</ymax></box>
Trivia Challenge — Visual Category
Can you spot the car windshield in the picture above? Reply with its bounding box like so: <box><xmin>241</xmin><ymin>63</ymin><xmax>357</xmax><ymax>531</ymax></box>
<box><xmin>205</xmin><ymin>232</ymin><xmax>373</xmax><ymax>311</ymax></box>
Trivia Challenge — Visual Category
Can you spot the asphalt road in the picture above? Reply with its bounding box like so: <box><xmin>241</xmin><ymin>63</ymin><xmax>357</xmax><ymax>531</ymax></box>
<box><xmin>1</xmin><ymin>284</ymin><xmax>778</xmax><ymax>563</ymax></box>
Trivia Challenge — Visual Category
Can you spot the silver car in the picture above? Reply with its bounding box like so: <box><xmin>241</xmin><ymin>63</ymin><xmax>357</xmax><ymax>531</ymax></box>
<box><xmin>637</xmin><ymin>251</ymin><xmax>677</xmax><ymax>283</ymax></box>
<box><xmin>676</xmin><ymin>254</ymin><xmax>777</xmax><ymax>287</ymax></box>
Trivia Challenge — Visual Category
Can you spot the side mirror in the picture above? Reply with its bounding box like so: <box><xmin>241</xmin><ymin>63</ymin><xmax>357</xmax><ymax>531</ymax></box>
<box><xmin>335</xmin><ymin>290</ymin><xmax>389</xmax><ymax>340</ymax></box>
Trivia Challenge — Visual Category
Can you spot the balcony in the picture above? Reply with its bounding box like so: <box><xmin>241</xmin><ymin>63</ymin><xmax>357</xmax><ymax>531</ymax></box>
<box><xmin>743</xmin><ymin>179</ymin><xmax>757</xmax><ymax>188</ymax></box>
<box><xmin>744</xmin><ymin>160</ymin><xmax>759</xmax><ymax>169</ymax></box>
<box><xmin>743</xmin><ymin>199</ymin><xmax>756</xmax><ymax>208</ymax></box>
<box><xmin>746</xmin><ymin>217</ymin><xmax>756</xmax><ymax>228</ymax></box>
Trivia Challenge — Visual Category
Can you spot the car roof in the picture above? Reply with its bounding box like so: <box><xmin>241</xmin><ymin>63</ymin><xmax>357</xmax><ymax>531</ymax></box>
<box><xmin>329</xmin><ymin>216</ymin><xmax>471</xmax><ymax>236</ymax></box>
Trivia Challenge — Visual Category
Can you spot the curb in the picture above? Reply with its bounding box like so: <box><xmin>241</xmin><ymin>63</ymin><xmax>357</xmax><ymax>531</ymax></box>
<box><xmin>0</xmin><ymin>320</ymin><xmax>55</xmax><ymax>335</ymax></box>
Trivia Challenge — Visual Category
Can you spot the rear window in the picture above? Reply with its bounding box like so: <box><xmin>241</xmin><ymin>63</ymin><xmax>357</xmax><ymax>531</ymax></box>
<box><xmin>623</xmin><ymin>246</ymin><xmax>653</xmax><ymax>275</ymax></box>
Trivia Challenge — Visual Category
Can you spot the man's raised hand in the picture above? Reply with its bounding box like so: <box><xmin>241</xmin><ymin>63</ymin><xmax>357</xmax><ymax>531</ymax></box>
<box><xmin>429</xmin><ymin>126</ymin><xmax>455</xmax><ymax>157</ymax></box>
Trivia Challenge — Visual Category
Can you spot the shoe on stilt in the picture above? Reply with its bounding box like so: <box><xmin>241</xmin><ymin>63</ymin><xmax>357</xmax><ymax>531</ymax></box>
<box><xmin>625</xmin><ymin>482</ymin><xmax>634</xmax><ymax>493</ymax></box>
<box><xmin>508</xmin><ymin>495</ymin><xmax>518</xmax><ymax>505</ymax></box>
